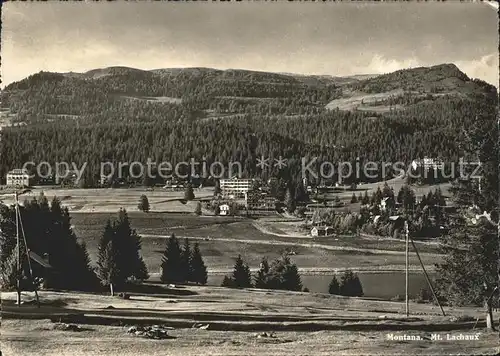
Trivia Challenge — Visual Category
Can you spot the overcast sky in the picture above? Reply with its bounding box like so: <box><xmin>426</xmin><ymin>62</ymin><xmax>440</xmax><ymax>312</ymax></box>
<box><xmin>2</xmin><ymin>1</ymin><xmax>498</xmax><ymax>87</ymax></box>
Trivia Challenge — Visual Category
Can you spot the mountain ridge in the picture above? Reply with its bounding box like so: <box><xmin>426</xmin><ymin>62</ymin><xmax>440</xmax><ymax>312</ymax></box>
<box><xmin>1</xmin><ymin>62</ymin><xmax>496</xmax><ymax>125</ymax></box>
<box><xmin>0</xmin><ymin>63</ymin><xmax>497</xmax><ymax>187</ymax></box>
<box><xmin>5</xmin><ymin>62</ymin><xmax>475</xmax><ymax>90</ymax></box>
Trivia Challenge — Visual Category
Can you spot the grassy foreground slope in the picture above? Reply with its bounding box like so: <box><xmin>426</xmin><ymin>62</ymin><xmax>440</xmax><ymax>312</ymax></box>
<box><xmin>2</xmin><ymin>286</ymin><xmax>498</xmax><ymax>356</ymax></box>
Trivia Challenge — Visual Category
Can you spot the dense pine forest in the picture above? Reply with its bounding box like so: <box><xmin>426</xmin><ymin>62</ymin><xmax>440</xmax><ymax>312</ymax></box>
<box><xmin>0</xmin><ymin>63</ymin><xmax>497</xmax><ymax>187</ymax></box>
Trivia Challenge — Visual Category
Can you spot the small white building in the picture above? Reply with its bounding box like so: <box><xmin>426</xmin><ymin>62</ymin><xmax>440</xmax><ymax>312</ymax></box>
<box><xmin>380</xmin><ymin>197</ymin><xmax>392</xmax><ymax>211</ymax></box>
<box><xmin>6</xmin><ymin>169</ymin><xmax>31</xmax><ymax>188</ymax></box>
<box><xmin>411</xmin><ymin>157</ymin><xmax>444</xmax><ymax>171</ymax></box>
<box><xmin>311</xmin><ymin>226</ymin><xmax>334</xmax><ymax>237</ymax></box>
<box><xmin>219</xmin><ymin>204</ymin><xmax>230</xmax><ymax>216</ymax></box>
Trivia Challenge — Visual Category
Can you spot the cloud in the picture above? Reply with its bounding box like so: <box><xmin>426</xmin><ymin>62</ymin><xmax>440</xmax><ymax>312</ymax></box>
<box><xmin>355</xmin><ymin>54</ymin><xmax>498</xmax><ymax>87</ymax></box>
<box><xmin>455</xmin><ymin>53</ymin><xmax>499</xmax><ymax>87</ymax></box>
<box><xmin>365</xmin><ymin>55</ymin><xmax>421</xmax><ymax>74</ymax></box>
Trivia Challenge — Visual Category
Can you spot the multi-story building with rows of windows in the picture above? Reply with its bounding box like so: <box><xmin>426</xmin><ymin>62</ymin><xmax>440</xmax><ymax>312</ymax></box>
<box><xmin>6</xmin><ymin>169</ymin><xmax>31</xmax><ymax>188</ymax></box>
<box><xmin>219</xmin><ymin>178</ymin><xmax>254</xmax><ymax>198</ymax></box>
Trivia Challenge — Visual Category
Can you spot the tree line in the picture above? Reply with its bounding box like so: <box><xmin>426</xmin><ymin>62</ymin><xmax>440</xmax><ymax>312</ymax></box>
<box><xmin>220</xmin><ymin>254</ymin><xmax>364</xmax><ymax>297</ymax></box>
<box><xmin>0</xmin><ymin>199</ymin><xmax>209</xmax><ymax>296</ymax></box>
<box><xmin>1</xmin><ymin>65</ymin><xmax>496</xmax><ymax>189</ymax></box>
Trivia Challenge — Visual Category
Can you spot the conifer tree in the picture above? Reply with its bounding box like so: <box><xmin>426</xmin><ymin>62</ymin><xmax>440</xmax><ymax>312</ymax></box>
<box><xmin>267</xmin><ymin>254</ymin><xmax>302</xmax><ymax>291</ymax></box>
<box><xmin>281</xmin><ymin>258</ymin><xmax>302</xmax><ymax>291</ymax></box>
<box><xmin>231</xmin><ymin>255</ymin><xmax>252</xmax><ymax>288</ymax></box>
<box><xmin>0</xmin><ymin>205</ymin><xmax>20</xmax><ymax>288</ymax></box>
<box><xmin>350</xmin><ymin>193</ymin><xmax>357</xmax><ymax>204</ymax></box>
<box><xmin>294</xmin><ymin>182</ymin><xmax>308</xmax><ymax>202</ymax></box>
<box><xmin>114</xmin><ymin>209</ymin><xmax>149</xmax><ymax>282</ymax></box>
<box><xmin>221</xmin><ymin>275</ymin><xmax>234</xmax><ymax>288</ymax></box>
<box><xmin>328</xmin><ymin>275</ymin><xmax>341</xmax><ymax>295</ymax></box>
<box><xmin>190</xmin><ymin>242</ymin><xmax>208</xmax><ymax>285</ymax></box>
<box><xmin>397</xmin><ymin>185</ymin><xmax>416</xmax><ymax>212</ymax></box>
<box><xmin>180</xmin><ymin>238</ymin><xmax>193</xmax><ymax>283</ymax></box>
<box><xmin>371</xmin><ymin>187</ymin><xmax>383</xmax><ymax>205</ymax></box>
<box><xmin>20</xmin><ymin>196</ymin><xmax>98</xmax><ymax>290</ymax></box>
<box><xmin>184</xmin><ymin>183</ymin><xmax>195</xmax><ymax>201</ymax></box>
<box><xmin>435</xmin><ymin>115</ymin><xmax>498</xmax><ymax>331</ymax></box>
<box><xmin>160</xmin><ymin>234</ymin><xmax>182</xmax><ymax>283</ymax></box>
<box><xmin>285</xmin><ymin>188</ymin><xmax>296</xmax><ymax>213</ymax></box>
<box><xmin>339</xmin><ymin>270</ymin><xmax>364</xmax><ymax>297</ymax></box>
<box><xmin>96</xmin><ymin>220</ymin><xmax>120</xmax><ymax>295</ymax></box>
<box><xmin>194</xmin><ymin>201</ymin><xmax>202</xmax><ymax>215</ymax></box>
<box><xmin>361</xmin><ymin>191</ymin><xmax>370</xmax><ymax>205</ymax></box>
<box><xmin>0</xmin><ymin>196</ymin><xmax>99</xmax><ymax>291</ymax></box>
<box><xmin>254</xmin><ymin>257</ymin><xmax>270</xmax><ymax>289</ymax></box>
<box><xmin>214</xmin><ymin>181</ymin><xmax>221</xmax><ymax>197</ymax></box>
<box><xmin>138</xmin><ymin>195</ymin><xmax>150</xmax><ymax>212</ymax></box>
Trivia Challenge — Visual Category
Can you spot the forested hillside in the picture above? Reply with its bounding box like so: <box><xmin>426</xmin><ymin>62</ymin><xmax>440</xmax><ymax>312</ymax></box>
<box><xmin>0</xmin><ymin>64</ymin><xmax>497</xmax><ymax>187</ymax></box>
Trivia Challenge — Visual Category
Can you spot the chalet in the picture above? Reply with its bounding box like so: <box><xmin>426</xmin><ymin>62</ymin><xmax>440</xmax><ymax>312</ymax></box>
<box><xmin>29</xmin><ymin>251</ymin><xmax>52</xmax><ymax>269</ymax></box>
<box><xmin>311</xmin><ymin>226</ymin><xmax>334</xmax><ymax>237</ymax></box>
<box><xmin>219</xmin><ymin>204</ymin><xmax>230</xmax><ymax>216</ymax></box>
<box><xmin>56</xmin><ymin>170</ymin><xmax>80</xmax><ymax>186</ymax></box>
<box><xmin>28</xmin><ymin>250</ymin><xmax>53</xmax><ymax>289</ymax></box>
<box><xmin>411</xmin><ymin>157</ymin><xmax>444</xmax><ymax>171</ymax></box>
<box><xmin>379</xmin><ymin>197</ymin><xmax>395</xmax><ymax>211</ymax></box>
<box><xmin>163</xmin><ymin>179</ymin><xmax>185</xmax><ymax>191</ymax></box>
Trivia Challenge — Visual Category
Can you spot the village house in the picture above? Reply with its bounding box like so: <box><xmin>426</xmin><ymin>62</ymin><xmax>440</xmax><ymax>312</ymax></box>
<box><xmin>56</xmin><ymin>170</ymin><xmax>80</xmax><ymax>186</ymax></box>
<box><xmin>311</xmin><ymin>226</ymin><xmax>334</xmax><ymax>237</ymax></box>
<box><xmin>379</xmin><ymin>197</ymin><xmax>395</xmax><ymax>212</ymax></box>
<box><xmin>411</xmin><ymin>157</ymin><xmax>444</xmax><ymax>171</ymax></box>
<box><xmin>219</xmin><ymin>203</ymin><xmax>230</xmax><ymax>216</ymax></box>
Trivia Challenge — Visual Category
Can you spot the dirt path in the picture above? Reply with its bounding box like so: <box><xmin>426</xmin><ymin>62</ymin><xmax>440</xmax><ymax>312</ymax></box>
<box><xmin>141</xmin><ymin>233</ymin><xmax>442</xmax><ymax>258</ymax></box>
<box><xmin>252</xmin><ymin>221</ymin><xmax>310</xmax><ymax>239</ymax></box>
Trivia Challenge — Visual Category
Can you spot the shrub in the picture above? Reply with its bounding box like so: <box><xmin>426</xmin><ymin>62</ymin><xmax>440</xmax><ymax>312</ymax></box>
<box><xmin>137</xmin><ymin>195</ymin><xmax>150</xmax><ymax>212</ymax></box>
<box><xmin>221</xmin><ymin>275</ymin><xmax>235</xmax><ymax>287</ymax></box>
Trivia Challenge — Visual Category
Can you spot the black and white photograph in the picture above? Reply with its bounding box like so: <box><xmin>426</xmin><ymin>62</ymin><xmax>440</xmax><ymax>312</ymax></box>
<box><xmin>0</xmin><ymin>1</ymin><xmax>499</xmax><ymax>355</ymax></box>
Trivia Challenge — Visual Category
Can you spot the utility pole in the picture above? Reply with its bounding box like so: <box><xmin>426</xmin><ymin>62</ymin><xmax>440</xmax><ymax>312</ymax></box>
<box><xmin>15</xmin><ymin>191</ymin><xmax>21</xmax><ymax>306</ymax></box>
<box><xmin>12</xmin><ymin>189</ymin><xmax>41</xmax><ymax>308</ymax></box>
<box><xmin>405</xmin><ymin>220</ymin><xmax>409</xmax><ymax>317</ymax></box>
<box><xmin>409</xmin><ymin>233</ymin><xmax>446</xmax><ymax>316</ymax></box>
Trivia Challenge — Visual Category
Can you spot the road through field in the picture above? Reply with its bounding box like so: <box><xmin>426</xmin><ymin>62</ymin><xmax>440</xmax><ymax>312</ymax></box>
<box><xmin>141</xmin><ymin>233</ymin><xmax>440</xmax><ymax>275</ymax></box>
<box><xmin>141</xmin><ymin>234</ymin><xmax>440</xmax><ymax>257</ymax></box>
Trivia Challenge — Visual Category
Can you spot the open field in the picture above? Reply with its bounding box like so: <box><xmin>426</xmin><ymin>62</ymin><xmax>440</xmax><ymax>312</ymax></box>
<box><xmin>2</xmin><ymin>287</ymin><xmax>498</xmax><ymax>356</ymax></box>
<box><xmin>68</xmin><ymin>212</ymin><xmax>442</xmax><ymax>298</ymax></box>
<box><xmin>325</xmin><ymin>89</ymin><xmax>404</xmax><ymax>112</ymax></box>
<box><xmin>70</xmin><ymin>212</ymin><xmax>441</xmax><ymax>271</ymax></box>
<box><xmin>1</xmin><ymin>182</ymin><xmax>447</xmax><ymax>298</ymax></box>
<box><xmin>0</xmin><ymin>179</ymin><xmax>451</xmax><ymax>214</ymax></box>
<box><xmin>0</xmin><ymin>187</ymin><xmax>214</xmax><ymax>213</ymax></box>
<box><xmin>330</xmin><ymin>180</ymin><xmax>452</xmax><ymax>201</ymax></box>
<box><xmin>119</xmin><ymin>95</ymin><xmax>183</xmax><ymax>104</ymax></box>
